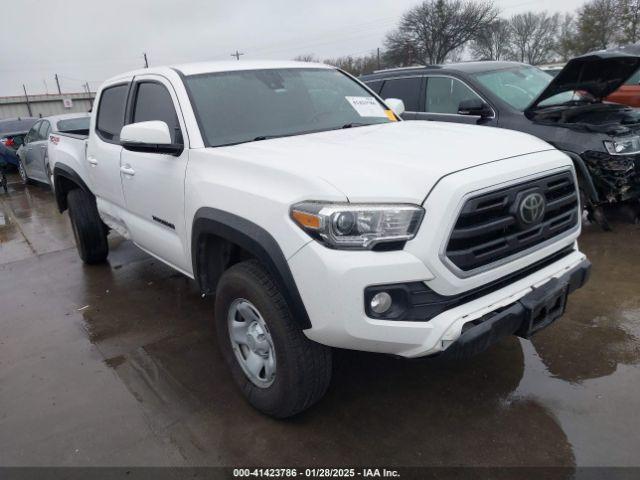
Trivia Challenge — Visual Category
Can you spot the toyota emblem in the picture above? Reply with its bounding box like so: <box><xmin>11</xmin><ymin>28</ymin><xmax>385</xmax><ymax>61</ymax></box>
<box><xmin>519</xmin><ymin>192</ymin><xmax>546</xmax><ymax>225</ymax></box>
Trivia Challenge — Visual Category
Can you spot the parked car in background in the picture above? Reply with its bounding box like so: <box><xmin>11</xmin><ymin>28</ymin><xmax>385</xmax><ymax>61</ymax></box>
<box><xmin>17</xmin><ymin>113</ymin><xmax>90</xmax><ymax>186</ymax></box>
<box><xmin>0</xmin><ymin>117</ymin><xmax>38</xmax><ymax>168</ymax></box>
<box><xmin>361</xmin><ymin>51</ymin><xmax>640</xmax><ymax>229</ymax></box>
<box><xmin>48</xmin><ymin>60</ymin><xmax>590</xmax><ymax>417</ymax></box>
<box><xmin>606</xmin><ymin>68</ymin><xmax>640</xmax><ymax>107</ymax></box>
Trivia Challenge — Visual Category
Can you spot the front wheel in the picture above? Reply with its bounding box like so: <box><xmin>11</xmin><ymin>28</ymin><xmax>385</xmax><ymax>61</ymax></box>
<box><xmin>215</xmin><ymin>260</ymin><xmax>332</xmax><ymax>418</ymax></box>
<box><xmin>67</xmin><ymin>189</ymin><xmax>109</xmax><ymax>264</ymax></box>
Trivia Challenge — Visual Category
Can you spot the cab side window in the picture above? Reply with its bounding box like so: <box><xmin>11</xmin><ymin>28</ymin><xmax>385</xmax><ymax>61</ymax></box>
<box><xmin>425</xmin><ymin>77</ymin><xmax>483</xmax><ymax>114</ymax></box>
<box><xmin>132</xmin><ymin>82</ymin><xmax>182</xmax><ymax>144</ymax></box>
<box><xmin>96</xmin><ymin>84</ymin><xmax>129</xmax><ymax>143</ymax></box>
<box><xmin>378</xmin><ymin>77</ymin><xmax>422</xmax><ymax>112</ymax></box>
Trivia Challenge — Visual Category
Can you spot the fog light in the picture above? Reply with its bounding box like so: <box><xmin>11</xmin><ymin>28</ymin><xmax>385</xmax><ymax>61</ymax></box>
<box><xmin>370</xmin><ymin>292</ymin><xmax>392</xmax><ymax>314</ymax></box>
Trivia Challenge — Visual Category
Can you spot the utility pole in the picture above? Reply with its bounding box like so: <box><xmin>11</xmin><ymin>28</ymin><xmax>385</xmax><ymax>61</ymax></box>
<box><xmin>54</xmin><ymin>74</ymin><xmax>62</xmax><ymax>94</ymax></box>
<box><xmin>230</xmin><ymin>50</ymin><xmax>244</xmax><ymax>60</ymax></box>
<box><xmin>143</xmin><ymin>52</ymin><xmax>149</xmax><ymax>68</ymax></box>
<box><xmin>23</xmin><ymin>84</ymin><xmax>33</xmax><ymax>116</ymax></box>
<box><xmin>377</xmin><ymin>48</ymin><xmax>381</xmax><ymax>70</ymax></box>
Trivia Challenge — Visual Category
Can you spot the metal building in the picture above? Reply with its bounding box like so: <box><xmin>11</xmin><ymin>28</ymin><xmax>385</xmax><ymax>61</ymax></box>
<box><xmin>0</xmin><ymin>92</ymin><xmax>95</xmax><ymax>119</ymax></box>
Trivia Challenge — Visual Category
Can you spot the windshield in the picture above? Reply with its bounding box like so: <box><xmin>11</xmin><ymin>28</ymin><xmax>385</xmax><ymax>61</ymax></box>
<box><xmin>473</xmin><ymin>66</ymin><xmax>578</xmax><ymax>111</ymax></box>
<box><xmin>185</xmin><ymin>68</ymin><xmax>393</xmax><ymax>147</ymax></box>
<box><xmin>57</xmin><ymin>116</ymin><xmax>90</xmax><ymax>133</ymax></box>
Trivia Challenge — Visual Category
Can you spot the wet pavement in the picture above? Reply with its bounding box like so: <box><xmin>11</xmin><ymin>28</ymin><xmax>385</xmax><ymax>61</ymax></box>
<box><xmin>1</xmin><ymin>174</ymin><xmax>639</xmax><ymax>468</ymax></box>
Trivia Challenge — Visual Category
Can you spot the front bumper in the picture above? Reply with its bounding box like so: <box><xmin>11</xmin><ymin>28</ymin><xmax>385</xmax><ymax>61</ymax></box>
<box><xmin>289</xmin><ymin>239</ymin><xmax>588</xmax><ymax>358</ymax></box>
<box><xmin>441</xmin><ymin>258</ymin><xmax>590</xmax><ymax>360</ymax></box>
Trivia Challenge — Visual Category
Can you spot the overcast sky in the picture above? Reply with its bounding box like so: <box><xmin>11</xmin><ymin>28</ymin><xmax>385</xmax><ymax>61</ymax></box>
<box><xmin>0</xmin><ymin>0</ymin><xmax>585</xmax><ymax>97</ymax></box>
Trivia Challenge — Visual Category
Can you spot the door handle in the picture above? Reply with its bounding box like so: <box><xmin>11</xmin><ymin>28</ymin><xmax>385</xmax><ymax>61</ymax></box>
<box><xmin>120</xmin><ymin>165</ymin><xmax>136</xmax><ymax>176</ymax></box>
<box><xmin>87</xmin><ymin>156</ymin><xmax>98</xmax><ymax>166</ymax></box>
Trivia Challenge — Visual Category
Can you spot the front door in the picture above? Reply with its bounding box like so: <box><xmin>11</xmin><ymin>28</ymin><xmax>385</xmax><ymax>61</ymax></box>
<box><xmin>30</xmin><ymin>120</ymin><xmax>51</xmax><ymax>182</ymax></box>
<box><xmin>22</xmin><ymin>120</ymin><xmax>44</xmax><ymax>179</ymax></box>
<box><xmin>119</xmin><ymin>76</ymin><xmax>189</xmax><ymax>273</ymax></box>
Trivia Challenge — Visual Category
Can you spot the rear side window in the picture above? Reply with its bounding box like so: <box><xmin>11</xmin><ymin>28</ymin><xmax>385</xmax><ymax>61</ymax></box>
<box><xmin>132</xmin><ymin>82</ymin><xmax>181</xmax><ymax>143</ymax></box>
<box><xmin>378</xmin><ymin>77</ymin><xmax>422</xmax><ymax>111</ymax></box>
<box><xmin>96</xmin><ymin>84</ymin><xmax>129</xmax><ymax>142</ymax></box>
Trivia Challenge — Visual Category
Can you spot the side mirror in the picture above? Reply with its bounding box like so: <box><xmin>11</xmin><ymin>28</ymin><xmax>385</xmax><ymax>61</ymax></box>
<box><xmin>385</xmin><ymin>98</ymin><xmax>405</xmax><ymax>116</ymax></box>
<box><xmin>120</xmin><ymin>121</ymin><xmax>183</xmax><ymax>156</ymax></box>
<box><xmin>458</xmin><ymin>99</ymin><xmax>492</xmax><ymax>118</ymax></box>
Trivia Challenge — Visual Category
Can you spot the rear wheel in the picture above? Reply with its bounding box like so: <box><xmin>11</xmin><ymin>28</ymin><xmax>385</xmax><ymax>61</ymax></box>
<box><xmin>215</xmin><ymin>259</ymin><xmax>332</xmax><ymax>418</ymax></box>
<box><xmin>67</xmin><ymin>189</ymin><xmax>108</xmax><ymax>264</ymax></box>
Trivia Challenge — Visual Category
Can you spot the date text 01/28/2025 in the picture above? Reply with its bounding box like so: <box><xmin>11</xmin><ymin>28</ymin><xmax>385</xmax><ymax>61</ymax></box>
<box><xmin>232</xmin><ymin>468</ymin><xmax>401</xmax><ymax>478</ymax></box>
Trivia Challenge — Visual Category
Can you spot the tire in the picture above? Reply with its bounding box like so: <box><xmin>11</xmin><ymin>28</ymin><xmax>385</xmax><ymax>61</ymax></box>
<box><xmin>215</xmin><ymin>259</ymin><xmax>332</xmax><ymax>418</ymax></box>
<box><xmin>67</xmin><ymin>188</ymin><xmax>109</xmax><ymax>264</ymax></box>
<box><xmin>17</xmin><ymin>159</ymin><xmax>31</xmax><ymax>185</ymax></box>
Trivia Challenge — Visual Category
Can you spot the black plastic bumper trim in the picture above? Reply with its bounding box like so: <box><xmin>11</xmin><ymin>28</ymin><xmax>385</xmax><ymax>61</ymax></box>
<box><xmin>441</xmin><ymin>258</ymin><xmax>591</xmax><ymax>360</ymax></box>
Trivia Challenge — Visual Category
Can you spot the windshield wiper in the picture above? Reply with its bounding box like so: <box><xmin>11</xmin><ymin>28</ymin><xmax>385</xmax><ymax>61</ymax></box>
<box><xmin>341</xmin><ymin>122</ymin><xmax>372</xmax><ymax>129</ymax></box>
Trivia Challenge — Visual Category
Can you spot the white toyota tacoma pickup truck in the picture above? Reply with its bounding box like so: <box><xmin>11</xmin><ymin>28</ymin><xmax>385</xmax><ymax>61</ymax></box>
<box><xmin>49</xmin><ymin>61</ymin><xmax>590</xmax><ymax>418</ymax></box>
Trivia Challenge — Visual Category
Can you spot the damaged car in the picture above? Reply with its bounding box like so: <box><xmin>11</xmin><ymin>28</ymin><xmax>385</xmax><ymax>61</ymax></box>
<box><xmin>361</xmin><ymin>51</ymin><xmax>640</xmax><ymax>229</ymax></box>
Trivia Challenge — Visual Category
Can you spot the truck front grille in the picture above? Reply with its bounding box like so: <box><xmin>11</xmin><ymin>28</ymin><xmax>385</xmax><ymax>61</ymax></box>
<box><xmin>445</xmin><ymin>171</ymin><xmax>579</xmax><ymax>272</ymax></box>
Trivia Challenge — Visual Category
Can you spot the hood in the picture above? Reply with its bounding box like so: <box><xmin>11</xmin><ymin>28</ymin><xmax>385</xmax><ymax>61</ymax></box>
<box><xmin>214</xmin><ymin>121</ymin><xmax>554</xmax><ymax>203</ymax></box>
<box><xmin>527</xmin><ymin>50</ymin><xmax>640</xmax><ymax>112</ymax></box>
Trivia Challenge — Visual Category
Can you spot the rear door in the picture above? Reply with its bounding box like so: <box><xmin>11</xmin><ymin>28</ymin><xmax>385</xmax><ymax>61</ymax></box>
<box><xmin>119</xmin><ymin>75</ymin><xmax>190</xmax><ymax>272</ymax></box>
<box><xmin>415</xmin><ymin>75</ymin><xmax>497</xmax><ymax>125</ymax></box>
<box><xmin>87</xmin><ymin>81</ymin><xmax>130</xmax><ymax>225</ymax></box>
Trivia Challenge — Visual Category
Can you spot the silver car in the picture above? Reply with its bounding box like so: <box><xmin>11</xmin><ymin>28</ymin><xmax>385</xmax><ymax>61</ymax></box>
<box><xmin>17</xmin><ymin>113</ymin><xmax>90</xmax><ymax>186</ymax></box>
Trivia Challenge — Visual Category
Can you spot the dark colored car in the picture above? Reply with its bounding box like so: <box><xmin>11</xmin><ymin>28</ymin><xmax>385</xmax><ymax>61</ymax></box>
<box><xmin>361</xmin><ymin>52</ymin><xmax>640</xmax><ymax>228</ymax></box>
<box><xmin>0</xmin><ymin>117</ymin><xmax>38</xmax><ymax>167</ymax></box>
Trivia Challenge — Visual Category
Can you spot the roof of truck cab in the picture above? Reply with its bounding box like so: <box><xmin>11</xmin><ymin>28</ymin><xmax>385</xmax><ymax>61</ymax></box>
<box><xmin>103</xmin><ymin>60</ymin><xmax>334</xmax><ymax>84</ymax></box>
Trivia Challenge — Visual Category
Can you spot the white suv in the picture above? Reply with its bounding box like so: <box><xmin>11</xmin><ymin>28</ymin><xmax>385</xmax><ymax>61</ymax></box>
<box><xmin>48</xmin><ymin>61</ymin><xmax>590</xmax><ymax>417</ymax></box>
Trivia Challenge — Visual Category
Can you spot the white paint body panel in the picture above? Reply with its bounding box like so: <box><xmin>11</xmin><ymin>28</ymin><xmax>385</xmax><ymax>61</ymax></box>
<box><xmin>50</xmin><ymin>60</ymin><xmax>587</xmax><ymax>357</ymax></box>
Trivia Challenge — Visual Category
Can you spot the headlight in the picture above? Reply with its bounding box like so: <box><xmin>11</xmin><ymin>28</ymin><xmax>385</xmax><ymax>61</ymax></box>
<box><xmin>290</xmin><ymin>202</ymin><xmax>424</xmax><ymax>250</ymax></box>
<box><xmin>604</xmin><ymin>136</ymin><xmax>640</xmax><ymax>155</ymax></box>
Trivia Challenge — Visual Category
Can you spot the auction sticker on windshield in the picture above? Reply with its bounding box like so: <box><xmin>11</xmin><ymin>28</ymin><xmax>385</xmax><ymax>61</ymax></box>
<box><xmin>345</xmin><ymin>96</ymin><xmax>387</xmax><ymax>117</ymax></box>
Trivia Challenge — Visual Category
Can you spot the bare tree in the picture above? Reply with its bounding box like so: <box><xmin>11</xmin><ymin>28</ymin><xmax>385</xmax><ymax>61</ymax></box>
<box><xmin>471</xmin><ymin>18</ymin><xmax>511</xmax><ymax>60</ymax></box>
<box><xmin>555</xmin><ymin>14</ymin><xmax>578</xmax><ymax>61</ymax></box>
<box><xmin>293</xmin><ymin>54</ymin><xmax>320</xmax><ymax>63</ymax></box>
<box><xmin>620</xmin><ymin>0</ymin><xmax>640</xmax><ymax>44</ymax></box>
<box><xmin>574</xmin><ymin>0</ymin><xmax>622</xmax><ymax>52</ymax></box>
<box><xmin>509</xmin><ymin>11</ymin><xmax>560</xmax><ymax>65</ymax></box>
<box><xmin>324</xmin><ymin>53</ymin><xmax>380</xmax><ymax>76</ymax></box>
<box><xmin>384</xmin><ymin>0</ymin><xmax>498</xmax><ymax>66</ymax></box>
